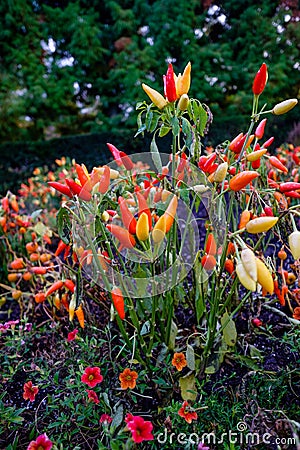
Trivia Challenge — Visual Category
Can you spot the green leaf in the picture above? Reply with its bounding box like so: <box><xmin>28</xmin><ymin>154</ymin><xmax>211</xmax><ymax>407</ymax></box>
<box><xmin>57</xmin><ymin>207</ymin><xmax>71</xmax><ymax>244</ymax></box>
<box><xmin>150</xmin><ymin>135</ymin><xmax>162</xmax><ymax>173</ymax></box>
<box><xmin>159</xmin><ymin>125</ymin><xmax>171</xmax><ymax>137</ymax></box>
<box><xmin>186</xmin><ymin>344</ymin><xmax>195</xmax><ymax>371</ymax></box>
<box><xmin>179</xmin><ymin>372</ymin><xmax>197</xmax><ymax>401</ymax></box>
<box><xmin>111</xmin><ymin>403</ymin><xmax>124</xmax><ymax>430</ymax></box>
<box><xmin>171</xmin><ymin>116</ymin><xmax>180</xmax><ymax>136</ymax></box>
<box><xmin>168</xmin><ymin>320</ymin><xmax>178</xmax><ymax>351</ymax></box>
<box><xmin>221</xmin><ymin>312</ymin><xmax>237</xmax><ymax>347</ymax></box>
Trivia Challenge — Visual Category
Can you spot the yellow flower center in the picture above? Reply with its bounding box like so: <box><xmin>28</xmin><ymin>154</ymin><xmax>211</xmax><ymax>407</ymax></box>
<box><xmin>88</xmin><ymin>375</ymin><xmax>94</xmax><ymax>381</ymax></box>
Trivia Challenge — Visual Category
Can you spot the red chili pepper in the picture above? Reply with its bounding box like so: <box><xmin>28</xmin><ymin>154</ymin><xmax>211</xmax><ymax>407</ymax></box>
<box><xmin>203</xmin><ymin>153</ymin><xmax>217</xmax><ymax>172</ymax></box>
<box><xmin>229</xmin><ymin>171</ymin><xmax>259</xmax><ymax>191</ymax></box>
<box><xmin>106</xmin><ymin>224</ymin><xmax>136</xmax><ymax>248</ymax></box>
<box><xmin>30</xmin><ymin>267</ymin><xmax>47</xmax><ymax>275</ymax></box>
<box><xmin>177</xmin><ymin>153</ymin><xmax>187</xmax><ymax>173</ymax></box>
<box><xmin>251</xmin><ymin>159</ymin><xmax>261</xmax><ymax>169</ymax></box>
<box><xmin>136</xmin><ymin>191</ymin><xmax>152</xmax><ymax>230</ymax></box>
<box><xmin>279</xmin><ymin>182</ymin><xmax>300</xmax><ymax>193</ymax></box>
<box><xmin>107</xmin><ymin>143</ymin><xmax>123</xmax><ymax>166</ymax></box>
<box><xmin>45</xmin><ymin>280</ymin><xmax>64</xmax><ymax>297</ymax></box>
<box><xmin>118</xmin><ymin>197</ymin><xmax>137</xmax><ymax>235</ymax></box>
<box><xmin>111</xmin><ymin>287</ymin><xmax>125</xmax><ymax>320</ymax></box>
<box><xmin>228</xmin><ymin>133</ymin><xmax>244</xmax><ymax>152</ymax></box>
<box><xmin>262</xmin><ymin>136</ymin><xmax>274</xmax><ymax>148</ymax></box>
<box><xmin>64</xmin><ymin>279</ymin><xmax>75</xmax><ymax>293</ymax></box>
<box><xmin>267</xmin><ymin>178</ymin><xmax>279</xmax><ymax>189</ymax></box>
<box><xmin>119</xmin><ymin>151</ymin><xmax>134</xmax><ymax>171</ymax></box>
<box><xmin>1</xmin><ymin>197</ymin><xmax>9</xmax><ymax>212</ymax></box>
<box><xmin>205</xmin><ymin>233</ymin><xmax>217</xmax><ymax>255</ymax></box>
<box><xmin>284</xmin><ymin>191</ymin><xmax>300</xmax><ymax>199</ymax></box>
<box><xmin>252</xmin><ymin>63</ymin><xmax>268</xmax><ymax>96</ymax></box>
<box><xmin>264</xmin><ymin>206</ymin><xmax>274</xmax><ymax>216</ymax></box>
<box><xmin>164</xmin><ymin>63</ymin><xmax>177</xmax><ymax>102</ymax></box>
<box><xmin>55</xmin><ymin>240</ymin><xmax>68</xmax><ymax>257</ymax></box>
<box><xmin>231</xmin><ymin>134</ymin><xmax>248</xmax><ymax>154</ymax></box>
<box><xmin>255</xmin><ymin>118</ymin><xmax>267</xmax><ymax>139</ymax></box>
<box><xmin>99</xmin><ymin>166</ymin><xmax>110</xmax><ymax>194</ymax></box>
<box><xmin>75</xmin><ymin>163</ymin><xmax>89</xmax><ymax>186</ymax></box>
<box><xmin>269</xmin><ymin>156</ymin><xmax>288</xmax><ymax>173</ymax></box>
<box><xmin>48</xmin><ymin>182</ymin><xmax>72</xmax><ymax>198</ymax></box>
<box><xmin>65</xmin><ymin>179</ymin><xmax>80</xmax><ymax>195</ymax></box>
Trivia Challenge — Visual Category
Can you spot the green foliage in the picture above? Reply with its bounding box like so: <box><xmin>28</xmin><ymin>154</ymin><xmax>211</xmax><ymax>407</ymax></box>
<box><xmin>0</xmin><ymin>0</ymin><xmax>299</xmax><ymax>146</ymax></box>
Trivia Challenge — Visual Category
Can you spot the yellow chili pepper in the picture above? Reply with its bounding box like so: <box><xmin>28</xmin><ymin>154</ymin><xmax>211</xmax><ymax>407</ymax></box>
<box><xmin>142</xmin><ymin>83</ymin><xmax>168</xmax><ymax>109</ymax></box>
<box><xmin>246</xmin><ymin>216</ymin><xmax>278</xmax><ymax>234</ymax></box>
<box><xmin>69</xmin><ymin>294</ymin><xmax>76</xmax><ymax>321</ymax></box>
<box><xmin>256</xmin><ymin>258</ymin><xmax>274</xmax><ymax>294</ymax></box>
<box><xmin>177</xmin><ymin>94</ymin><xmax>189</xmax><ymax>111</ymax></box>
<box><xmin>272</xmin><ymin>99</ymin><xmax>298</xmax><ymax>115</ymax></box>
<box><xmin>176</xmin><ymin>62</ymin><xmax>191</xmax><ymax>96</ymax></box>
<box><xmin>241</xmin><ymin>248</ymin><xmax>257</xmax><ymax>282</ymax></box>
<box><xmin>136</xmin><ymin>212</ymin><xmax>150</xmax><ymax>241</ymax></box>
<box><xmin>152</xmin><ymin>214</ymin><xmax>166</xmax><ymax>244</ymax></box>
<box><xmin>246</xmin><ymin>148</ymin><xmax>267</xmax><ymax>162</ymax></box>
<box><xmin>214</xmin><ymin>162</ymin><xmax>228</xmax><ymax>183</ymax></box>
<box><xmin>288</xmin><ymin>230</ymin><xmax>300</xmax><ymax>260</ymax></box>
<box><xmin>236</xmin><ymin>262</ymin><xmax>256</xmax><ymax>292</ymax></box>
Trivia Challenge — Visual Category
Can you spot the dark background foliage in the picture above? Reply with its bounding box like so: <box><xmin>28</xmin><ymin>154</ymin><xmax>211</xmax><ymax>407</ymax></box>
<box><xmin>0</xmin><ymin>0</ymin><xmax>299</xmax><ymax>191</ymax></box>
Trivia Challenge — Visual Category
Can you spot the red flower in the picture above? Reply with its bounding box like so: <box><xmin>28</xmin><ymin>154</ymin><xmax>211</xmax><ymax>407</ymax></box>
<box><xmin>27</xmin><ymin>433</ymin><xmax>53</xmax><ymax>450</ymax></box>
<box><xmin>126</xmin><ymin>415</ymin><xmax>154</xmax><ymax>443</ymax></box>
<box><xmin>23</xmin><ymin>381</ymin><xmax>39</xmax><ymax>402</ymax></box>
<box><xmin>81</xmin><ymin>367</ymin><xmax>103</xmax><ymax>388</ymax></box>
<box><xmin>100</xmin><ymin>413</ymin><xmax>113</xmax><ymax>424</ymax></box>
<box><xmin>86</xmin><ymin>390</ymin><xmax>100</xmax><ymax>404</ymax></box>
<box><xmin>178</xmin><ymin>401</ymin><xmax>198</xmax><ymax>423</ymax></box>
<box><xmin>67</xmin><ymin>329</ymin><xmax>79</xmax><ymax>341</ymax></box>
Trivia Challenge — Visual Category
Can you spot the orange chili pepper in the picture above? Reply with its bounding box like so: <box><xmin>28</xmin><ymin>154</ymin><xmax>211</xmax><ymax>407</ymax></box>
<box><xmin>238</xmin><ymin>210</ymin><xmax>251</xmax><ymax>230</ymax></box>
<box><xmin>229</xmin><ymin>171</ymin><xmax>259</xmax><ymax>191</ymax></box>
<box><xmin>75</xmin><ymin>304</ymin><xmax>85</xmax><ymax>328</ymax></box>
<box><xmin>165</xmin><ymin>195</ymin><xmax>178</xmax><ymax>233</ymax></box>
<box><xmin>136</xmin><ymin>191</ymin><xmax>152</xmax><ymax>230</ymax></box>
<box><xmin>45</xmin><ymin>280</ymin><xmax>64</xmax><ymax>298</ymax></box>
<box><xmin>111</xmin><ymin>287</ymin><xmax>125</xmax><ymax>320</ymax></box>
<box><xmin>98</xmin><ymin>166</ymin><xmax>110</xmax><ymax>194</ymax></box>
<box><xmin>106</xmin><ymin>224</ymin><xmax>136</xmax><ymax>249</ymax></box>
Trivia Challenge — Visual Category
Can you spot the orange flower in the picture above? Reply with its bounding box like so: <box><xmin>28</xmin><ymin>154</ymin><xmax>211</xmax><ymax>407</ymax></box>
<box><xmin>293</xmin><ymin>307</ymin><xmax>300</xmax><ymax>321</ymax></box>
<box><xmin>119</xmin><ymin>368</ymin><xmax>138</xmax><ymax>389</ymax></box>
<box><xmin>178</xmin><ymin>401</ymin><xmax>198</xmax><ymax>423</ymax></box>
<box><xmin>172</xmin><ymin>352</ymin><xmax>187</xmax><ymax>371</ymax></box>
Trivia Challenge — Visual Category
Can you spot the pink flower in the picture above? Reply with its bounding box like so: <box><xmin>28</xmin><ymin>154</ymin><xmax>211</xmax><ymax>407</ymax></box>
<box><xmin>81</xmin><ymin>367</ymin><xmax>103</xmax><ymax>388</ymax></box>
<box><xmin>27</xmin><ymin>433</ymin><xmax>53</xmax><ymax>450</ymax></box>
<box><xmin>100</xmin><ymin>413</ymin><xmax>113</xmax><ymax>424</ymax></box>
<box><xmin>198</xmin><ymin>444</ymin><xmax>210</xmax><ymax>450</ymax></box>
<box><xmin>67</xmin><ymin>328</ymin><xmax>79</xmax><ymax>341</ymax></box>
<box><xmin>23</xmin><ymin>381</ymin><xmax>39</xmax><ymax>402</ymax></box>
<box><xmin>86</xmin><ymin>390</ymin><xmax>100</xmax><ymax>404</ymax></box>
<box><xmin>126</xmin><ymin>415</ymin><xmax>154</xmax><ymax>443</ymax></box>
